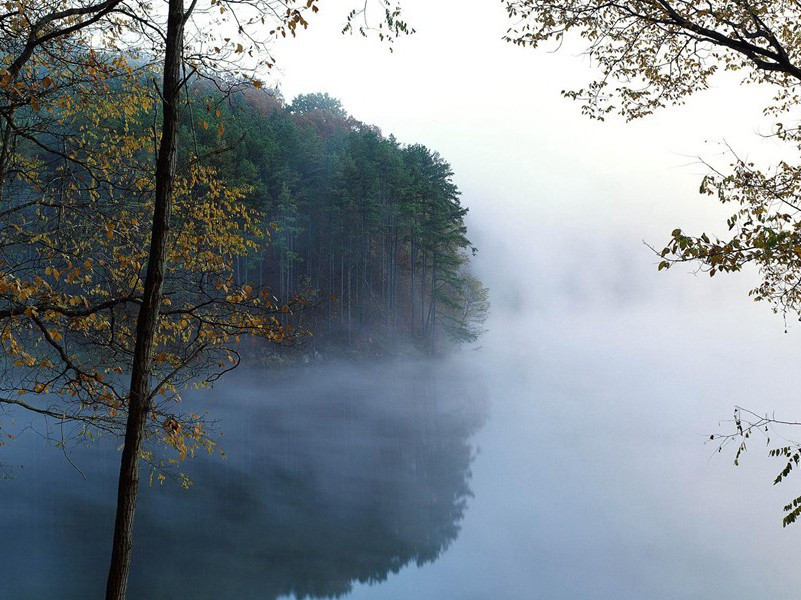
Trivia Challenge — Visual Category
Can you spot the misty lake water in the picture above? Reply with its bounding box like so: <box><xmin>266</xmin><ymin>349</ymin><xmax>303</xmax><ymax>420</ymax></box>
<box><xmin>5</xmin><ymin>290</ymin><xmax>801</xmax><ymax>599</ymax></box>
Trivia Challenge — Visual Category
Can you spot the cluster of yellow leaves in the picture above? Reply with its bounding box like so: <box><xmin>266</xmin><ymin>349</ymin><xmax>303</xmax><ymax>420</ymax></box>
<box><xmin>1</xmin><ymin>53</ymin><xmax>291</xmax><ymax>465</ymax></box>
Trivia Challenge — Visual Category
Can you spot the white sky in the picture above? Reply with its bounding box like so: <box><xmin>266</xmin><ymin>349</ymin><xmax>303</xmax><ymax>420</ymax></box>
<box><xmin>269</xmin><ymin>0</ymin><xmax>789</xmax><ymax>320</ymax></box>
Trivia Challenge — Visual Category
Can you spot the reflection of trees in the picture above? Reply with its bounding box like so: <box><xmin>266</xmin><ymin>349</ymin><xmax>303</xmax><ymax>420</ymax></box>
<box><xmin>3</xmin><ymin>362</ymin><xmax>487</xmax><ymax>599</ymax></box>
<box><xmin>131</xmin><ymin>363</ymin><xmax>486</xmax><ymax>599</ymax></box>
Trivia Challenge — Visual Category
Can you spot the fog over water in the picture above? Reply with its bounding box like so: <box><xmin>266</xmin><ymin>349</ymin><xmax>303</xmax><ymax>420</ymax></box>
<box><xmin>6</xmin><ymin>0</ymin><xmax>801</xmax><ymax>598</ymax></box>
<box><xmin>279</xmin><ymin>0</ymin><xmax>801</xmax><ymax>594</ymax></box>
<box><xmin>6</xmin><ymin>271</ymin><xmax>801</xmax><ymax>598</ymax></box>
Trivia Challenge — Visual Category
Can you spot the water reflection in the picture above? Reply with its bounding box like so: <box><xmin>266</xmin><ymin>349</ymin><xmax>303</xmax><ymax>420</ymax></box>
<box><xmin>1</xmin><ymin>360</ymin><xmax>487</xmax><ymax>599</ymax></box>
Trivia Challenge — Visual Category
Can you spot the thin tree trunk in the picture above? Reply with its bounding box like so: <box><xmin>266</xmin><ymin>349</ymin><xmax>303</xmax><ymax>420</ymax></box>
<box><xmin>347</xmin><ymin>261</ymin><xmax>352</xmax><ymax>344</ymax></box>
<box><xmin>105</xmin><ymin>1</ymin><xmax>184</xmax><ymax>597</ymax></box>
<box><xmin>0</xmin><ymin>114</ymin><xmax>15</xmax><ymax>199</ymax></box>
<box><xmin>420</xmin><ymin>258</ymin><xmax>426</xmax><ymax>337</ymax></box>
<box><xmin>391</xmin><ymin>226</ymin><xmax>395</xmax><ymax>331</ymax></box>
<box><xmin>340</xmin><ymin>248</ymin><xmax>344</xmax><ymax>325</ymax></box>
<box><xmin>360</xmin><ymin>211</ymin><xmax>367</xmax><ymax>328</ymax></box>
<box><xmin>327</xmin><ymin>247</ymin><xmax>331</xmax><ymax>330</ymax></box>
<box><xmin>410</xmin><ymin>236</ymin><xmax>415</xmax><ymax>337</ymax></box>
<box><xmin>429</xmin><ymin>258</ymin><xmax>437</xmax><ymax>354</ymax></box>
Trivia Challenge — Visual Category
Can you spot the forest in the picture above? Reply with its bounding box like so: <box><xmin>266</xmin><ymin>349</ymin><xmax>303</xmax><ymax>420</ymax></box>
<box><xmin>0</xmin><ymin>2</ymin><xmax>487</xmax><ymax>593</ymax></box>
<box><xmin>5</xmin><ymin>75</ymin><xmax>488</xmax><ymax>362</ymax></box>
<box><xmin>186</xmin><ymin>88</ymin><xmax>489</xmax><ymax>356</ymax></box>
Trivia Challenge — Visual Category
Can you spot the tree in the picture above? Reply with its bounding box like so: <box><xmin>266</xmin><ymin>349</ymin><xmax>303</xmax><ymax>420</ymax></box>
<box><xmin>440</xmin><ymin>269</ymin><xmax>490</xmax><ymax>346</ymax></box>
<box><xmin>4</xmin><ymin>2</ymin><xmax>415</xmax><ymax>597</ymax></box>
<box><xmin>0</xmin><ymin>45</ymin><xmax>295</xmax><ymax>587</ymax></box>
<box><xmin>502</xmin><ymin>0</ymin><xmax>801</xmax><ymax>522</ymax></box>
<box><xmin>289</xmin><ymin>92</ymin><xmax>348</xmax><ymax>118</ymax></box>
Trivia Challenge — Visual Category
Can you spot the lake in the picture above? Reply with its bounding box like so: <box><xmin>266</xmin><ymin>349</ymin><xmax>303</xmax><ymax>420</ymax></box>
<box><xmin>4</xmin><ymin>286</ymin><xmax>801</xmax><ymax>598</ymax></box>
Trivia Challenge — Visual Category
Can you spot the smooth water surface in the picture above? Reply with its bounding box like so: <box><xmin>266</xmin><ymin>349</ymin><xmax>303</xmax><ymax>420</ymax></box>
<box><xmin>2</xmin><ymin>360</ymin><xmax>486</xmax><ymax>599</ymax></box>
<box><xmin>6</xmin><ymin>286</ymin><xmax>801</xmax><ymax>599</ymax></box>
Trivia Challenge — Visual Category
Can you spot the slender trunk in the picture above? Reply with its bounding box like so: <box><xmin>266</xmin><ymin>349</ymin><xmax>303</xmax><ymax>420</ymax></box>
<box><xmin>328</xmin><ymin>248</ymin><xmax>333</xmax><ymax>334</ymax></box>
<box><xmin>410</xmin><ymin>236</ymin><xmax>415</xmax><ymax>337</ymax></box>
<box><xmin>347</xmin><ymin>261</ymin><xmax>352</xmax><ymax>344</ymax></box>
<box><xmin>360</xmin><ymin>211</ymin><xmax>367</xmax><ymax>328</ymax></box>
<box><xmin>0</xmin><ymin>113</ymin><xmax>15</xmax><ymax>199</ymax></box>
<box><xmin>429</xmin><ymin>258</ymin><xmax>437</xmax><ymax>355</ymax></box>
<box><xmin>420</xmin><ymin>257</ymin><xmax>426</xmax><ymax>337</ymax></box>
<box><xmin>390</xmin><ymin>226</ymin><xmax>395</xmax><ymax>330</ymax></box>
<box><xmin>339</xmin><ymin>243</ymin><xmax>345</xmax><ymax>329</ymax></box>
<box><xmin>392</xmin><ymin>227</ymin><xmax>399</xmax><ymax>331</ymax></box>
<box><xmin>105</xmin><ymin>2</ymin><xmax>184</xmax><ymax>598</ymax></box>
<box><xmin>383</xmin><ymin>220</ymin><xmax>389</xmax><ymax>332</ymax></box>
<box><xmin>259</xmin><ymin>247</ymin><xmax>263</xmax><ymax>290</ymax></box>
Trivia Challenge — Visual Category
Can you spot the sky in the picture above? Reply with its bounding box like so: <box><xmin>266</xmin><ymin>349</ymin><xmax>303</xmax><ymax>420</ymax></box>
<box><xmin>268</xmin><ymin>0</ymin><xmax>786</xmax><ymax>319</ymax></box>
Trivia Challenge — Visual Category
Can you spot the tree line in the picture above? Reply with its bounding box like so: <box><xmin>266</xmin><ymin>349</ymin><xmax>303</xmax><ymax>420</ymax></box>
<box><xmin>188</xmin><ymin>89</ymin><xmax>489</xmax><ymax>354</ymax></box>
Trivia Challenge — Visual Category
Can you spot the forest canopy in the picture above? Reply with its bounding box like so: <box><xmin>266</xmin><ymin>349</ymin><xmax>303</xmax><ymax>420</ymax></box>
<box><xmin>185</xmin><ymin>84</ymin><xmax>489</xmax><ymax>354</ymax></box>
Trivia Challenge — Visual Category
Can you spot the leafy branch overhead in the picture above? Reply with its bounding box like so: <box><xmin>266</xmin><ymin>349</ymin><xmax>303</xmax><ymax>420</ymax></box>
<box><xmin>504</xmin><ymin>0</ymin><xmax>801</xmax><ymax>120</ymax></box>
<box><xmin>502</xmin><ymin>0</ymin><xmax>801</xmax><ymax>524</ymax></box>
<box><xmin>503</xmin><ymin>0</ymin><xmax>801</xmax><ymax>325</ymax></box>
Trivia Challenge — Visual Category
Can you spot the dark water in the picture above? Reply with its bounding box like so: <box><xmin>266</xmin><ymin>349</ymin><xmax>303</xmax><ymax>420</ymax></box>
<box><xmin>1</xmin><ymin>360</ymin><xmax>487</xmax><ymax>599</ymax></box>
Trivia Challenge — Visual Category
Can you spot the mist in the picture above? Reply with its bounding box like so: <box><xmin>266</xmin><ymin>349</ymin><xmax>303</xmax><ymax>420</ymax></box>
<box><xmin>5</xmin><ymin>0</ymin><xmax>801</xmax><ymax>598</ymax></box>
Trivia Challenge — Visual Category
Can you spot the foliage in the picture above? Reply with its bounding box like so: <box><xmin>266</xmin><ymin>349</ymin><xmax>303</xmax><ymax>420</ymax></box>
<box><xmin>1</xmin><ymin>1</ymin><xmax>418</xmax><ymax>596</ymax></box>
<box><xmin>503</xmin><ymin>0</ymin><xmax>801</xmax><ymax>121</ymax></box>
<box><xmin>289</xmin><ymin>92</ymin><xmax>347</xmax><ymax>117</ymax></box>
<box><xmin>0</xmin><ymin>62</ymin><xmax>295</xmax><ymax>467</ymax></box>
<box><xmin>440</xmin><ymin>270</ymin><xmax>490</xmax><ymax>345</ymax></box>
<box><xmin>188</xmin><ymin>86</ymin><xmax>488</xmax><ymax>353</ymax></box>
<box><xmin>502</xmin><ymin>0</ymin><xmax>801</xmax><ymax>522</ymax></box>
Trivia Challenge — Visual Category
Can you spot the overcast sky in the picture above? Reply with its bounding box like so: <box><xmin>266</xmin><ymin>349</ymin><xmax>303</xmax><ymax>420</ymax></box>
<box><xmin>267</xmin><ymin>0</ymin><xmax>791</xmax><ymax>320</ymax></box>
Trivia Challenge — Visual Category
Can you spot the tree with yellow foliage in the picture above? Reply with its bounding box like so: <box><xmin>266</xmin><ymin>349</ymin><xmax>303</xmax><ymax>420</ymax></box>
<box><xmin>2</xmin><ymin>51</ymin><xmax>297</xmax><ymax>591</ymax></box>
<box><xmin>2</xmin><ymin>1</ymin><xmax>412</xmax><ymax>597</ymax></box>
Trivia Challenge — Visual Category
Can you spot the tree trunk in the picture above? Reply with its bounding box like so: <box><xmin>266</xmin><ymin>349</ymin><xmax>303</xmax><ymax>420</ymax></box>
<box><xmin>420</xmin><ymin>258</ymin><xmax>426</xmax><ymax>337</ymax></box>
<box><xmin>347</xmin><ymin>261</ymin><xmax>352</xmax><ymax>344</ymax></box>
<box><xmin>410</xmin><ymin>236</ymin><xmax>415</xmax><ymax>337</ymax></box>
<box><xmin>0</xmin><ymin>114</ymin><xmax>14</xmax><ymax>198</ymax></box>
<box><xmin>105</xmin><ymin>1</ymin><xmax>184</xmax><ymax>598</ymax></box>
<box><xmin>340</xmin><ymin>249</ymin><xmax>344</xmax><ymax>325</ymax></box>
<box><xmin>429</xmin><ymin>258</ymin><xmax>437</xmax><ymax>354</ymax></box>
